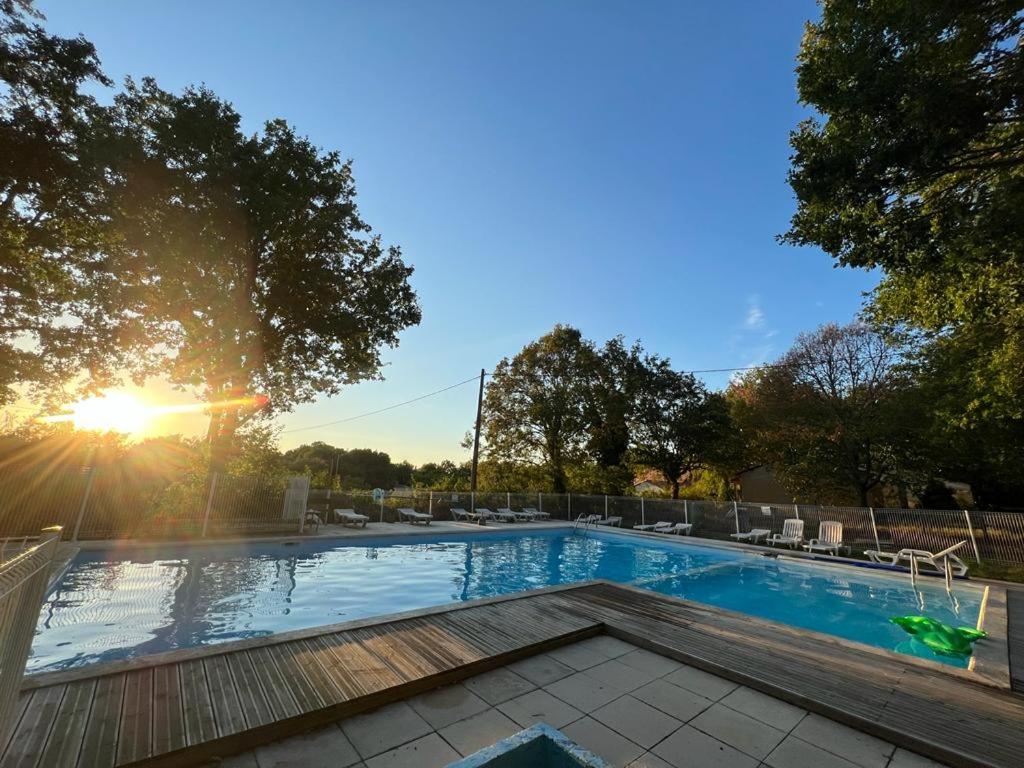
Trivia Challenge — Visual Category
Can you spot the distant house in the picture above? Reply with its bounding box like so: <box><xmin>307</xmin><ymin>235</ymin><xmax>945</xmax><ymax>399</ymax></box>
<box><xmin>632</xmin><ymin>469</ymin><xmax>693</xmax><ymax>496</ymax></box>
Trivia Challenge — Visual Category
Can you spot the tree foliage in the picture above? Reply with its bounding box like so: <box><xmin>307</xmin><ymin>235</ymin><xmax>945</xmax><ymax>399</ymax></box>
<box><xmin>631</xmin><ymin>362</ymin><xmax>731</xmax><ymax>499</ymax></box>
<box><xmin>729</xmin><ymin>323</ymin><xmax>922</xmax><ymax>505</ymax></box>
<box><xmin>0</xmin><ymin>4</ymin><xmax>420</xmax><ymax>470</ymax></box>
<box><xmin>784</xmin><ymin>0</ymin><xmax>1024</xmax><ymax>439</ymax></box>
<box><xmin>0</xmin><ymin>2</ymin><xmax>147</xmax><ymax>403</ymax></box>
<box><xmin>482</xmin><ymin>326</ymin><xmax>598</xmax><ymax>492</ymax></box>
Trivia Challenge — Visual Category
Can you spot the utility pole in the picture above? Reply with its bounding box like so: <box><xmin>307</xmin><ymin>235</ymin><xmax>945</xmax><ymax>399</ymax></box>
<box><xmin>470</xmin><ymin>368</ymin><xmax>485</xmax><ymax>492</ymax></box>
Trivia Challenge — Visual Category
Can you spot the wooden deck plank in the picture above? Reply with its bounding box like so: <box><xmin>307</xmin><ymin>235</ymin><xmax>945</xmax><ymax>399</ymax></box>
<box><xmin>203</xmin><ymin>655</ymin><xmax>247</xmax><ymax>738</ymax></box>
<box><xmin>151</xmin><ymin>664</ymin><xmax>186</xmax><ymax>756</ymax></box>
<box><xmin>0</xmin><ymin>690</ymin><xmax>33</xmax><ymax>760</ymax></box>
<box><xmin>1006</xmin><ymin>587</ymin><xmax>1023</xmax><ymax>693</ymax></box>
<box><xmin>178</xmin><ymin>659</ymin><xmax>217</xmax><ymax>746</ymax></box>
<box><xmin>115</xmin><ymin>668</ymin><xmax>153</xmax><ymax>765</ymax></box>
<box><xmin>264</xmin><ymin>640</ymin><xmax>326</xmax><ymax>713</ymax></box>
<box><xmin>37</xmin><ymin>679</ymin><xmax>95</xmax><ymax>768</ymax></box>
<box><xmin>290</xmin><ymin>639</ymin><xmax>347</xmax><ymax>706</ymax></box>
<box><xmin>244</xmin><ymin>647</ymin><xmax>300</xmax><ymax>721</ymax></box>
<box><xmin>225</xmin><ymin>652</ymin><xmax>275</xmax><ymax>729</ymax></box>
<box><xmin>76</xmin><ymin>674</ymin><xmax>126</xmax><ymax>768</ymax></box>
<box><xmin>4</xmin><ymin>685</ymin><xmax>65</xmax><ymax>768</ymax></box>
<box><xmin>314</xmin><ymin>633</ymin><xmax>403</xmax><ymax>697</ymax></box>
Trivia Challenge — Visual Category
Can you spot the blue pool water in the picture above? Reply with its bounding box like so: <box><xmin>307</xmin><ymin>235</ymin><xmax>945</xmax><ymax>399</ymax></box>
<box><xmin>30</xmin><ymin>530</ymin><xmax>984</xmax><ymax>672</ymax></box>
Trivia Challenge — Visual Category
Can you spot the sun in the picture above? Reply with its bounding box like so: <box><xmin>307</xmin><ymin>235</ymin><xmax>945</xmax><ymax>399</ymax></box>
<box><xmin>63</xmin><ymin>392</ymin><xmax>151</xmax><ymax>435</ymax></box>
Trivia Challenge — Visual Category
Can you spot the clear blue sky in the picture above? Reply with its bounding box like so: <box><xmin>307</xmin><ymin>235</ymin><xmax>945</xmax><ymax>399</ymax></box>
<box><xmin>39</xmin><ymin>0</ymin><xmax>877</xmax><ymax>464</ymax></box>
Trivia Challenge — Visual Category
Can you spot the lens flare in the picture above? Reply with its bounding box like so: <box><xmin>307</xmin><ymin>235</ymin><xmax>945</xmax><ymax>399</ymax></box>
<box><xmin>42</xmin><ymin>393</ymin><xmax>150</xmax><ymax>434</ymax></box>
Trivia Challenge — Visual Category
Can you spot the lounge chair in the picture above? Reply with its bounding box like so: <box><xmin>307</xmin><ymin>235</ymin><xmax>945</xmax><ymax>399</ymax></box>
<box><xmin>804</xmin><ymin>521</ymin><xmax>844</xmax><ymax>556</ymax></box>
<box><xmin>767</xmin><ymin>519</ymin><xmax>804</xmax><ymax>549</ymax></box>
<box><xmin>593</xmin><ymin>516</ymin><xmax>623</xmax><ymax>527</ymax></box>
<box><xmin>522</xmin><ymin>507</ymin><xmax>550</xmax><ymax>520</ymax></box>
<box><xmin>397</xmin><ymin>507</ymin><xmax>432</xmax><ymax>525</ymax></box>
<box><xmin>659</xmin><ymin>522</ymin><xmax>693</xmax><ymax>535</ymax></box>
<box><xmin>498</xmin><ymin>507</ymin><xmax>534</xmax><ymax>522</ymax></box>
<box><xmin>731</xmin><ymin>528</ymin><xmax>771</xmax><ymax>544</ymax></box>
<box><xmin>865</xmin><ymin>540</ymin><xmax>970</xmax><ymax>577</ymax></box>
<box><xmin>478</xmin><ymin>507</ymin><xmax>517</xmax><ymax>522</ymax></box>
<box><xmin>451</xmin><ymin>508</ymin><xmax>485</xmax><ymax>523</ymax></box>
<box><xmin>634</xmin><ymin>521</ymin><xmax>672</xmax><ymax>532</ymax></box>
<box><xmin>333</xmin><ymin>508</ymin><xmax>369</xmax><ymax>528</ymax></box>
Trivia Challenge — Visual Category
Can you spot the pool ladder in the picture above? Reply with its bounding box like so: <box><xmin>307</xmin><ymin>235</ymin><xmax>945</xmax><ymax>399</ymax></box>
<box><xmin>572</xmin><ymin>514</ymin><xmax>598</xmax><ymax>536</ymax></box>
<box><xmin>909</xmin><ymin>554</ymin><xmax>960</xmax><ymax>613</ymax></box>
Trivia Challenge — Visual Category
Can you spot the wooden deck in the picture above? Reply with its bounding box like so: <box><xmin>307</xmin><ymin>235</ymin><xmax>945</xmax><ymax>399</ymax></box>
<box><xmin>4</xmin><ymin>582</ymin><xmax>1024</xmax><ymax>768</ymax></box>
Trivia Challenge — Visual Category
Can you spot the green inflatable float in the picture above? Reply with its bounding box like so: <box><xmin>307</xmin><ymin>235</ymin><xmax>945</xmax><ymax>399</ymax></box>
<box><xmin>890</xmin><ymin>616</ymin><xmax>986</xmax><ymax>658</ymax></box>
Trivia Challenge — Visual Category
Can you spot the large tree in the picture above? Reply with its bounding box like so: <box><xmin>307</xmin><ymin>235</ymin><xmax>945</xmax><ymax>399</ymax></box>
<box><xmin>631</xmin><ymin>361</ymin><xmax>731</xmax><ymax>499</ymax></box>
<box><xmin>783</xmin><ymin>1</ymin><xmax>1024</xmax><ymax>455</ymax></box>
<box><xmin>105</xmin><ymin>79</ymin><xmax>420</xmax><ymax>470</ymax></box>
<box><xmin>482</xmin><ymin>325</ymin><xmax>598</xmax><ymax>492</ymax></box>
<box><xmin>729</xmin><ymin>323</ymin><xmax>919</xmax><ymax>505</ymax></box>
<box><xmin>0</xmin><ymin>1</ymin><xmax>147</xmax><ymax>403</ymax></box>
<box><xmin>582</xmin><ymin>336</ymin><xmax>646</xmax><ymax>494</ymax></box>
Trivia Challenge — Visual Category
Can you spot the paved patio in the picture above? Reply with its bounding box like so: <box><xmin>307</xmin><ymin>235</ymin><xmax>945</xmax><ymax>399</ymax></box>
<box><xmin>214</xmin><ymin>637</ymin><xmax>947</xmax><ymax>768</ymax></box>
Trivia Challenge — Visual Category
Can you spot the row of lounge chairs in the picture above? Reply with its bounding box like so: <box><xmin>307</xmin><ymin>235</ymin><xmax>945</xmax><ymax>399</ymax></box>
<box><xmin>728</xmin><ymin>518</ymin><xmax>970</xmax><ymax>576</ymax></box>
<box><xmin>452</xmin><ymin>507</ymin><xmax>552</xmax><ymax>523</ymax></box>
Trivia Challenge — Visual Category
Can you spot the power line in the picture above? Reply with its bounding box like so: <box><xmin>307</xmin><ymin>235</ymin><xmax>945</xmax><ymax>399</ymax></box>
<box><xmin>280</xmin><ymin>374</ymin><xmax>482</xmax><ymax>434</ymax></box>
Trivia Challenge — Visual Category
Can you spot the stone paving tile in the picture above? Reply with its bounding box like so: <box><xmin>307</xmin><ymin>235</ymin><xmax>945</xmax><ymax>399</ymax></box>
<box><xmin>562</xmin><ymin>716</ymin><xmax>646</xmax><ymax>768</ymax></box>
<box><xmin>617</xmin><ymin>648</ymin><xmax>683</xmax><ymax>677</ymax></box>
<box><xmin>631</xmin><ymin>679</ymin><xmax>714</xmax><ymax>723</ymax></box>
<box><xmin>341</xmin><ymin>702</ymin><xmax>432</xmax><ymax>759</ymax></box>
<box><xmin>586</xmin><ymin>658</ymin><xmax>659</xmax><ymax>692</ymax></box>
<box><xmin>547</xmin><ymin>642</ymin><xmax>609</xmax><ymax>671</ymax></box>
<box><xmin>764</xmin><ymin>735</ymin><xmax>863</xmax><ymax>768</ymax></box>
<box><xmin>718</xmin><ymin>686</ymin><xmax>806</xmax><ymax>732</ymax></box>
<box><xmin>689</xmin><ymin>703</ymin><xmax>786</xmax><ymax>761</ymax></box>
<box><xmin>590</xmin><ymin>695</ymin><xmax>683</xmax><ymax>749</ymax></box>
<box><xmin>627</xmin><ymin>753</ymin><xmax>676</xmax><ymax>768</ymax></box>
<box><xmin>651</xmin><ymin>724</ymin><xmax>758</xmax><ymax>768</ymax></box>
<box><xmin>462</xmin><ymin>667</ymin><xmax>536</xmax><ymax>705</ymax></box>
<box><xmin>407</xmin><ymin>684</ymin><xmax>489</xmax><ymax>730</ymax></box>
<box><xmin>575</xmin><ymin>635</ymin><xmax>639</xmax><ymax>659</ymax></box>
<box><xmin>791</xmin><ymin>714</ymin><xmax>894</xmax><ymax>768</ymax></box>
<box><xmin>437</xmin><ymin>709</ymin><xmax>521</xmax><ymax>757</ymax></box>
<box><xmin>507</xmin><ymin>652</ymin><xmax>577</xmax><ymax>686</ymax></box>
<box><xmin>544</xmin><ymin>670</ymin><xmax>626</xmax><ymax>712</ymax></box>
<box><xmin>887</xmin><ymin>748</ymin><xmax>950</xmax><ymax>768</ymax></box>
<box><xmin>497</xmin><ymin>688</ymin><xmax>584</xmax><ymax>729</ymax></box>
<box><xmin>363</xmin><ymin>733</ymin><xmax>459</xmax><ymax>768</ymax></box>
<box><xmin>255</xmin><ymin>724</ymin><xmax>361</xmax><ymax>767</ymax></box>
<box><xmin>220</xmin><ymin>751</ymin><xmax>258</xmax><ymax>767</ymax></box>
<box><xmin>662</xmin><ymin>665</ymin><xmax>738</xmax><ymax>701</ymax></box>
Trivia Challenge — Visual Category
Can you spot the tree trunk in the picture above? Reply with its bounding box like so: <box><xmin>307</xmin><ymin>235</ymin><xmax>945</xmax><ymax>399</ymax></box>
<box><xmin>671</xmin><ymin>480</ymin><xmax>680</xmax><ymax>500</ymax></box>
<box><xmin>858</xmin><ymin>485</ymin><xmax>869</xmax><ymax>507</ymax></box>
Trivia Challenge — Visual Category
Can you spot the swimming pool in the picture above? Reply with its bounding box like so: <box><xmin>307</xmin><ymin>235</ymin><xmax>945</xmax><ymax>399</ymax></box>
<box><xmin>30</xmin><ymin>529</ymin><xmax>985</xmax><ymax>672</ymax></box>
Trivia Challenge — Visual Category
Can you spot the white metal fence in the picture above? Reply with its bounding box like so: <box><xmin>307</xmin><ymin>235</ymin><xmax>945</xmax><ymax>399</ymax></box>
<box><xmin>1</xmin><ymin>465</ymin><xmax>1023</xmax><ymax>566</ymax></box>
<box><xmin>0</xmin><ymin>527</ymin><xmax>61</xmax><ymax>746</ymax></box>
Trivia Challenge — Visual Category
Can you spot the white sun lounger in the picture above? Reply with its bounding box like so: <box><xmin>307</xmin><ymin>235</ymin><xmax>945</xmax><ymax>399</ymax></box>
<box><xmin>522</xmin><ymin>507</ymin><xmax>550</xmax><ymax>519</ymax></box>
<box><xmin>767</xmin><ymin>519</ymin><xmax>804</xmax><ymax>549</ymax></box>
<box><xmin>804</xmin><ymin>521</ymin><xmax>844</xmax><ymax>556</ymax></box>
<box><xmin>451</xmin><ymin>508</ymin><xmax>484</xmax><ymax>523</ymax></box>
<box><xmin>731</xmin><ymin>528</ymin><xmax>771</xmax><ymax>544</ymax></box>
<box><xmin>634</xmin><ymin>521</ymin><xmax>672</xmax><ymax>532</ymax></box>
<box><xmin>593</xmin><ymin>516</ymin><xmax>623</xmax><ymax>527</ymax></box>
<box><xmin>658</xmin><ymin>522</ymin><xmax>692</xmax><ymax>535</ymax></box>
<box><xmin>865</xmin><ymin>540</ymin><xmax>970</xmax><ymax>577</ymax></box>
<box><xmin>333</xmin><ymin>508</ymin><xmax>369</xmax><ymax>528</ymax></box>
<box><xmin>498</xmin><ymin>507</ymin><xmax>533</xmax><ymax>522</ymax></box>
<box><xmin>479</xmin><ymin>507</ymin><xmax>517</xmax><ymax>522</ymax></box>
<box><xmin>397</xmin><ymin>507</ymin><xmax>432</xmax><ymax>525</ymax></box>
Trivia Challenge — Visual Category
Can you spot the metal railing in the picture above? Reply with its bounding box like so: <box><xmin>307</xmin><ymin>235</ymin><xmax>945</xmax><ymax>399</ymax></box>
<box><xmin>0</xmin><ymin>527</ymin><xmax>61</xmax><ymax>745</ymax></box>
